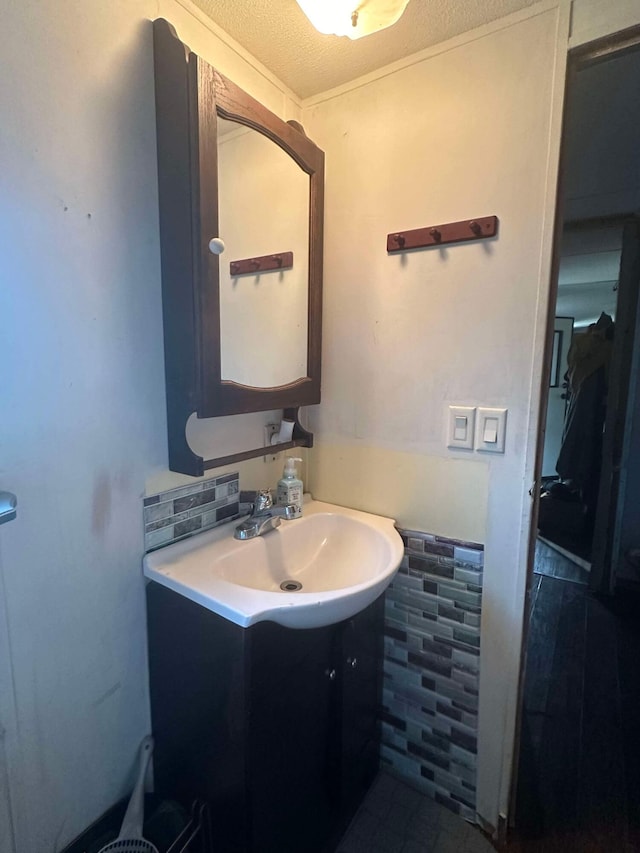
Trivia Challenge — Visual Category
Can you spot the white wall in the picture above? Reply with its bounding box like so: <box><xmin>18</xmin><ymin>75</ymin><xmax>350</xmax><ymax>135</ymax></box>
<box><xmin>303</xmin><ymin>2</ymin><xmax>570</xmax><ymax>827</ymax></box>
<box><xmin>0</xmin><ymin>1</ymin><xmax>302</xmax><ymax>850</ymax></box>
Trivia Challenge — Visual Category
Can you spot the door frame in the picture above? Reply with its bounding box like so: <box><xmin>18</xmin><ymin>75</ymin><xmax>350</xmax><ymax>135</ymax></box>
<box><xmin>508</xmin><ymin>22</ymin><xmax>640</xmax><ymax>831</ymax></box>
<box><xmin>0</xmin><ymin>544</ymin><xmax>18</xmax><ymax>853</ymax></box>
<box><xmin>590</xmin><ymin>216</ymin><xmax>640</xmax><ymax>593</ymax></box>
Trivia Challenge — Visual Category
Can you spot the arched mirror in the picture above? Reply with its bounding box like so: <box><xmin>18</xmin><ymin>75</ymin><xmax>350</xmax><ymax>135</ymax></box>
<box><xmin>153</xmin><ymin>19</ymin><xmax>324</xmax><ymax>476</ymax></box>
<box><xmin>217</xmin><ymin>116</ymin><xmax>310</xmax><ymax>389</ymax></box>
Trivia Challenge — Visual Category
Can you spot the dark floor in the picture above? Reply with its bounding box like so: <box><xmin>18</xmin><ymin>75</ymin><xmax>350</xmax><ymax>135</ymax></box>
<box><xmin>511</xmin><ymin>550</ymin><xmax>640</xmax><ymax>852</ymax></box>
<box><xmin>337</xmin><ymin>772</ymin><xmax>495</xmax><ymax>852</ymax></box>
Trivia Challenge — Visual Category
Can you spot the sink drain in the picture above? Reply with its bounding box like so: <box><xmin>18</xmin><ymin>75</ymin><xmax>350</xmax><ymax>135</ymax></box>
<box><xmin>280</xmin><ymin>579</ymin><xmax>303</xmax><ymax>592</ymax></box>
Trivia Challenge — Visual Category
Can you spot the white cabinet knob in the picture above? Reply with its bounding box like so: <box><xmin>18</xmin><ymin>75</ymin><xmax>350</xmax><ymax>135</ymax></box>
<box><xmin>208</xmin><ymin>237</ymin><xmax>226</xmax><ymax>255</ymax></box>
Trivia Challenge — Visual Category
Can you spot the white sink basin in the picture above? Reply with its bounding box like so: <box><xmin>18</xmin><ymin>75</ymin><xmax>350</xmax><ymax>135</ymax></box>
<box><xmin>143</xmin><ymin>498</ymin><xmax>403</xmax><ymax>629</ymax></box>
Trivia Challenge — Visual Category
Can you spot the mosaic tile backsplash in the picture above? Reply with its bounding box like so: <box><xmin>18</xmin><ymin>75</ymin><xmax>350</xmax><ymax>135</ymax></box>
<box><xmin>143</xmin><ymin>473</ymin><xmax>240</xmax><ymax>552</ymax></box>
<box><xmin>382</xmin><ymin>528</ymin><xmax>484</xmax><ymax>822</ymax></box>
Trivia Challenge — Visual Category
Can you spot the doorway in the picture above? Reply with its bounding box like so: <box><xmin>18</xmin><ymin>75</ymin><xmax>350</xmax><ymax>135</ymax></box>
<box><xmin>537</xmin><ymin>217</ymin><xmax>624</xmax><ymax>572</ymax></box>
<box><xmin>511</xmin><ymin>26</ymin><xmax>640</xmax><ymax>853</ymax></box>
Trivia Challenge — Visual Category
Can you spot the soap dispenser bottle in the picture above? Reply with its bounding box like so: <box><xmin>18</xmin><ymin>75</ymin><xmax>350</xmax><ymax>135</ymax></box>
<box><xmin>277</xmin><ymin>457</ymin><xmax>303</xmax><ymax>518</ymax></box>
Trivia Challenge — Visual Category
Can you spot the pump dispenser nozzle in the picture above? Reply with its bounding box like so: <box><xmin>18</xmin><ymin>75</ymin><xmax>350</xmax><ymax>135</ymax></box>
<box><xmin>283</xmin><ymin>457</ymin><xmax>302</xmax><ymax>478</ymax></box>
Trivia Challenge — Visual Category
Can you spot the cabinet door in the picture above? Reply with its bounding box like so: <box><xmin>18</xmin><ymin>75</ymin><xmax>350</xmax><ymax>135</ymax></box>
<box><xmin>248</xmin><ymin>622</ymin><xmax>340</xmax><ymax>853</ymax></box>
<box><xmin>146</xmin><ymin>584</ymin><xmax>250</xmax><ymax>853</ymax></box>
<box><xmin>340</xmin><ymin>596</ymin><xmax>384</xmax><ymax>810</ymax></box>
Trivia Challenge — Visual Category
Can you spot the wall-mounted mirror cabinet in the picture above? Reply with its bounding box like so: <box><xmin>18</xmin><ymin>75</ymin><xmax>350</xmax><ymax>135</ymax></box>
<box><xmin>153</xmin><ymin>19</ymin><xmax>324</xmax><ymax>476</ymax></box>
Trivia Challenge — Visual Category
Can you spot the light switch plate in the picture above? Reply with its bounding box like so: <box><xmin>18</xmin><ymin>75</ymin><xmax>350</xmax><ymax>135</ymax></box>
<box><xmin>475</xmin><ymin>407</ymin><xmax>507</xmax><ymax>453</ymax></box>
<box><xmin>447</xmin><ymin>406</ymin><xmax>476</xmax><ymax>450</ymax></box>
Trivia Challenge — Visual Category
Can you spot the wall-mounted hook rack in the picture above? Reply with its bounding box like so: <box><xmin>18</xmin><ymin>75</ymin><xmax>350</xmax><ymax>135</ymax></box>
<box><xmin>230</xmin><ymin>251</ymin><xmax>293</xmax><ymax>276</ymax></box>
<box><xmin>387</xmin><ymin>215</ymin><xmax>498</xmax><ymax>253</ymax></box>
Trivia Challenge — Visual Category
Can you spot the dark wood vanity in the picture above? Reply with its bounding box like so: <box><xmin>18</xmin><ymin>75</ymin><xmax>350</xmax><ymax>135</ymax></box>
<box><xmin>146</xmin><ymin>582</ymin><xmax>383</xmax><ymax>853</ymax></box>
<box><xmin>153</xmin><ymin>19</ymin><xmax>324</xmax><ymax>476</ymax></box>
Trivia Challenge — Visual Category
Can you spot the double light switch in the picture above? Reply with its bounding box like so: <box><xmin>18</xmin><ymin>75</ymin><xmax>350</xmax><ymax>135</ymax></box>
<box><xmin>447</xmin><ymin>406</ymin><xmax>507</xmax><ymax>453</ymax></box>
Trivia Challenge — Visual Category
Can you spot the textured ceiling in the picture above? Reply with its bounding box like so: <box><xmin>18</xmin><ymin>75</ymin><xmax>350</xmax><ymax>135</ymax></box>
<box><xmin>191</xmin><ymin>0</ymin><xmax>540</xmax><ymax>99</ymax></box>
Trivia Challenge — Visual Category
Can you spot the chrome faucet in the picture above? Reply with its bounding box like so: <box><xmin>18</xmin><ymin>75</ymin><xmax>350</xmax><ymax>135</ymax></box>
<box><xmin>234</xmin><ymin>490</ymin><xmax>296</xmax><ymax>540</ymax></box>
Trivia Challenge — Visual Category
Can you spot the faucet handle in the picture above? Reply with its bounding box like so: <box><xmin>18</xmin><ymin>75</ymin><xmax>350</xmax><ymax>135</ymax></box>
<box><xmin>254</xmin><ymin>489</ymin><xmax>273</xmax><ymax>512</ymax></box>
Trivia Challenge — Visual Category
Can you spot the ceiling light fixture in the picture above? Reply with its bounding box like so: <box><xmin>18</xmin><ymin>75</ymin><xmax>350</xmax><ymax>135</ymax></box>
<box><xmin>295</xmin><ymin>0</ymin><xmax>411</xmax><ymax>40</ymax></box>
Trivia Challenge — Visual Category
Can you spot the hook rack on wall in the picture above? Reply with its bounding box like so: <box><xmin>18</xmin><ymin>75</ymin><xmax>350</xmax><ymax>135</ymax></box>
<box><xmin>387</xmin><ymin>215</ymin><xmax>498</xmax><ymax>253</ymax></box>
<box><xmin>230</xmin><ymin>251</ymin><xmax>293</xmax><ymax>276</ymax></box>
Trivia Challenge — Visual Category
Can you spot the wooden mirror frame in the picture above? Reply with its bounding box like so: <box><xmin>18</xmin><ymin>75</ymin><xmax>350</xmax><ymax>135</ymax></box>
<box><xmin>153</xmin><ymin>20</ymin><xmax>324</xmax><ymax>476</ymax></box>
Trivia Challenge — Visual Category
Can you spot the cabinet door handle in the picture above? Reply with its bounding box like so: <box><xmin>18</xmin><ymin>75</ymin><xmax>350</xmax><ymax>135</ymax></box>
<box><xmin>0</xmin><ymin>492</ymin><xmax>17</xmax><ymax>525</ymax></box>
<box><xmin>325</xmin><ymin>668</ymin><xmax>336</xmax><ymax>681</ymax></box>
<box><xmin>347</xmin><ymin>657</ymin><xmax>357</xmax><ymax>669</ymax></box>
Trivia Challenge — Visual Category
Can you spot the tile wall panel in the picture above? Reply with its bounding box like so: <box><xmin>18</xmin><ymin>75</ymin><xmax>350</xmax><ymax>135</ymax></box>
<box><xmin>382</xmin><ymin>528</ymin><xmax>484</xmax><ymax>822</ymax></box>
<box><xmin>143</xmin><ymin>473</ymin><xmax>240</xmax><ymax>552</ymax></box>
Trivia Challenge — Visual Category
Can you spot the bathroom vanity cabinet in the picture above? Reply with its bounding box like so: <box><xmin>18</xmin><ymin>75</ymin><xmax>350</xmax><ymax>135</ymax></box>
<box><xmin>146</xmin><ymin>582</ymin><xmax>384</xmax><ymax>853</ymax></box>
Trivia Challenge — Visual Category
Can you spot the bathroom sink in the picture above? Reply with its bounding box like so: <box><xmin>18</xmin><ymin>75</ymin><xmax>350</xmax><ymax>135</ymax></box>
<box><xmin>143</xmin><ymin>498</ymin><xmax>403</xmax><ymax>629</ymax></box>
